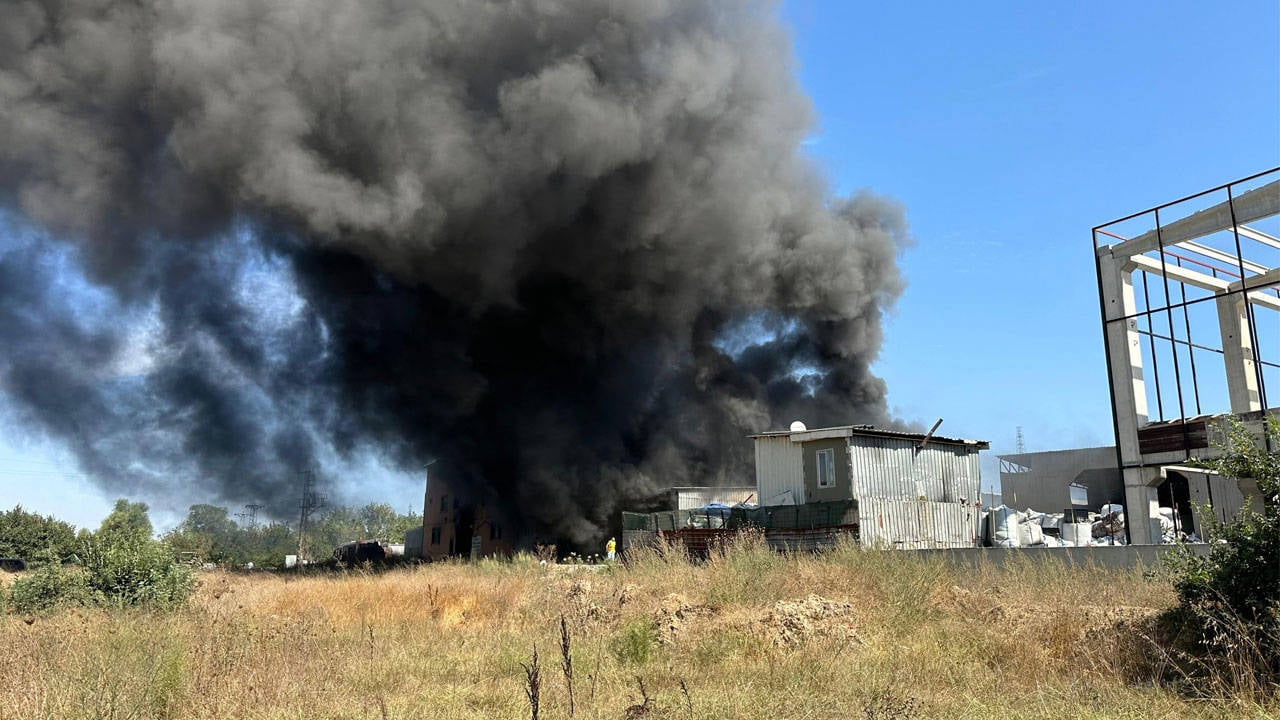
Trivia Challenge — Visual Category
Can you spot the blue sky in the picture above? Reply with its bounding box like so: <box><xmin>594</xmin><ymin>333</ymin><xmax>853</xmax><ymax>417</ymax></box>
<box><xmin>781</xmin><ymin>0</ymin><xmax>1279</xmax><ymax>482</ymax></box>
<box><xmin>2</xmin><ymin>0</ymin><xmax>1278</xmax><ymax>530</ymax></box>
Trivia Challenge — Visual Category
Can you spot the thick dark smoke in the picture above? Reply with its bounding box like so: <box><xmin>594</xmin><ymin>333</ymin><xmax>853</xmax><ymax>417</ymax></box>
<box><xmin>0</xmin><ymin>0</ymin><xmax>908</xmax><ymax>542</ymax></box>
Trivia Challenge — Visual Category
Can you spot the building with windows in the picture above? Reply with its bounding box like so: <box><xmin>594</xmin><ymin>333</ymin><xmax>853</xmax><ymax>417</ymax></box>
<box><xmin>414</xmin><ymin>475</ymin><xmax>513</xmax><ymax>561</ymax></box>
<box><xmin>750</xmin><ymin>423</ymin><xmax>989</xmax><ymax>548</ymax></box>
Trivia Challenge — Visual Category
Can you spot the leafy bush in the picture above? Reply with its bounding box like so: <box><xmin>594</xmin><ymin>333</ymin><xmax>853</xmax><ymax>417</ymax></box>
<box><xmin>79</xmin><ymin>536</ymin><xmax>196</xmax><ymax>609</ymax></box>
<box><xmin>7</xmin><ymin>562</ymin><xmax>91</xmax><ymax>613</ymax></box>
<box><xmin>1164</xmin><ymin>416</ymin><xmax>1280</xmax><ymax>699</ymax></box>
<box><xmin>610</xmin><ymin>619</ymin><xmax>657</xmax><ymax>665</ymax></box>
<box><xmin>4</xmin><ymin>535</ymin><xmax>197</xmax><ymax>614</ymax></box>
<box><xmin>0</xmin><ymin>505</ymin><xmax>79</xmax><ymax>563</ymax></box>
<box><xmin>95</xmin><ymin>499</ymin><xmax>154</xmax><ymax>547</ymax></box>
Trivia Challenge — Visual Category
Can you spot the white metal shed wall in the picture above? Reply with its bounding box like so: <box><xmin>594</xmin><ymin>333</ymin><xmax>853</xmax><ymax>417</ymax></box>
<box><xmin>858</xmin><ymin>498</ymin><xmax>981</xmax><ymax>549</ymax></box>
<box><xmin>848</xmin><ymin>436</ymin><xmax>981</xmax><ymax>504</ymax></box>
<box><xmin>755</xmin><ymin>435</ymin><xmax>805</xmax><ymax>505</ymax></box>
<box><xmin>674</xmin><ymin>487</ymin><xmax>758</xmax><ymax>510</ymax></box>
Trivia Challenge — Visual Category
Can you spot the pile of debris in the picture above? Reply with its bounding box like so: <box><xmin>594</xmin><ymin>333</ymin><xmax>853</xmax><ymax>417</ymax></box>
<box><xmin>984</xmin><ymin>502</ymin><xmax>1203</xmax><ymax>547</ymax></box>
<box><xmin>983</xmin><ymin>504</ymin><xmax>1103</xmax><ymax>547</ymax></box>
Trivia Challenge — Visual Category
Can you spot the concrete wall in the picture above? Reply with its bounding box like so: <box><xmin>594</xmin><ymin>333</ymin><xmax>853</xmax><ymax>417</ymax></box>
<box><xmin>906</xmin><ymin>543</ymin><xmax>1210</xmax><ymax>569</ymax></box>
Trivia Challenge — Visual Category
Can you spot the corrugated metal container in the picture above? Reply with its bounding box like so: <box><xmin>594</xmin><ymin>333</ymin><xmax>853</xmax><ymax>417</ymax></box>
<box><xmin>1187</xmin><ymin>472</ymin><xmax>1247</xmax><ymax>526</ymax></box>
<box><xmin>672</xmin><ymin>486</ymin><xmax>757</xmax><ymax>510</ymax></box>
<box><xmin>848</xmin><ymin>435</ymin><xmax>981</xmax><ymax>504</ymax></box>
<box><xmin>858</xmin><ymin>498</ymin><xmax>981</xmax><ymax>549</ymax></box>
<box><xmin>755</xmin><ymin>435</ymin><xmax>805</xmax><ymax>505</ymax></box>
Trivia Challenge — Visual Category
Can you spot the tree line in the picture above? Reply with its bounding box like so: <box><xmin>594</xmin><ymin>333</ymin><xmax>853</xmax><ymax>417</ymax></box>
<box><xmin>0</xmin><ymin>499</ymin><xmax>422</xmax><ymax>569</ymax></box>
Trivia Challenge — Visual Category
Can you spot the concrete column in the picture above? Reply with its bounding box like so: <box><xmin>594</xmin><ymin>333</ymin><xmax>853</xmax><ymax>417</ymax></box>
<box><xmin>1098</xmin><ymin>249</ymin><xmax>1148</xmax><ymax>449</ymax></box>
<box><xmin>1122</xmin><ymin>467</ymin><xmax>1162</xmax><ymax>545</ymax></box>
<box><xmin>1216</xmin><ymin>293</ymin><xmax>1262</xmax><ymax>414</ymax></box>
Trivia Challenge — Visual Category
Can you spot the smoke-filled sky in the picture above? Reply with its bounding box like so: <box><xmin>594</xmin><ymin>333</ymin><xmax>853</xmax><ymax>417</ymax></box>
<box><xmin>0</xmin><ymin>0</ymin><xmax>909</xmax><ymax>542</ymax></box>
<box><xmin>3</xmin><ymin>1</ymin><xmax>1277</xmax><ymax>536</ymax></box>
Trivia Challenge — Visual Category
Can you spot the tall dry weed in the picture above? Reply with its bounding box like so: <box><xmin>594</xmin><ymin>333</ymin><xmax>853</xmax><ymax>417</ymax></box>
<box><xmin>0</xmin><ymin>552</ymin><xmax>1272</xmax><ymax>719</ymax></box>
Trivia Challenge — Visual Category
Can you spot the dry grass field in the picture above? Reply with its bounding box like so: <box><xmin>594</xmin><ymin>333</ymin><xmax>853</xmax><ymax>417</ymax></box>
<box><xmin>0</xmin><ymin>537</ymin><xmax>1273</xmax><ymax>720</ymax></box>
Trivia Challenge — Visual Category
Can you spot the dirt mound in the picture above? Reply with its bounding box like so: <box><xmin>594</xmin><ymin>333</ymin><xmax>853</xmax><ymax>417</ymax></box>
<box><xmin>767</xmin><ymin>594</ymin><xmax>860</xmax><ymax>647</ymax></box>
<box><xmin>653</xmin><ymin>593</ymin><xmax>712</xmax><ymax>645</ymax></box>
<box><xmin>559</xmin><ymin>578</ymin><xmax>607</xmax><ymax>625</ymax></box>
<box><xmin>615</xmin><ymin>583</ymin><xmax>639</xmax><ymax>607</ymax></box>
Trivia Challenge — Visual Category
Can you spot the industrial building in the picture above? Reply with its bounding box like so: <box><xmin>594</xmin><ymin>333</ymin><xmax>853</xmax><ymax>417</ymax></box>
<box><xmin>1094</xmin><ymin>169</ymin><xmax>1277</xmax><ymax>543</ymax></box>
<box><xmin>998</xmin><ymin>446</ymin><xmax>1124</xmax><ymax>514</ymax></box>
<box><xmin>409</xmin><ymin>475</ymin><xmax>514</xmax><ymax>561</ymax></box>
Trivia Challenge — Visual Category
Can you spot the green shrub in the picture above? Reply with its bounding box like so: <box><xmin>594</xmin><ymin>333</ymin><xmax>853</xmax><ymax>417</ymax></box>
<box><xmin>610</xmin><ymin>619</ymin><xmax>657</xmax><ymax>665</ymax></box>
<box><xmin>0</xmin><ymin>505</ymin><xmax>79</xmax><ymax>563</ymax></box>
<box><xmin>79</xmin><ymin>536</ymin><xmax>196</xmax><ymax>608</ymax></box>
<box><xmin>1164</xmin><ymin>417</ymin><xmax>1280</xmax><ymax>699</ymax></box>
<box><xmin>7</xmin><ymin>562</ymin><xmax>91</xmax><ymax>614</ymax></box>
<box><xmin>5</xmin><ymin>535</ymin><xmax>197</xmax><ymax>613</ymax></box>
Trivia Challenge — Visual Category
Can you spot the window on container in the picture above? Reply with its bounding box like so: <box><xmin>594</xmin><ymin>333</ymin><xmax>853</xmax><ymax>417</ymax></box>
<box><xmin>490</xmin><ymin>524</ymin><xmax>502</xmax><ymax>540</ymax></box>
<box><xmin>816</xmin><ymin>448</ymin><xmax>836</xmax><ymax>488</ymax></box>
<box><xmin>430</xmin><ymin>526</ymin><xmax>442</xmax><ymax>545</ymax></box>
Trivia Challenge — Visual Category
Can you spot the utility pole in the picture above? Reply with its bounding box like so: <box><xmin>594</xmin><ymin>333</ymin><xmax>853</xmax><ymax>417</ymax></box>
<box><xmin>297</xmin><ymin>471</ymin><xmax>326</xmax><ymax>562</ymax></box>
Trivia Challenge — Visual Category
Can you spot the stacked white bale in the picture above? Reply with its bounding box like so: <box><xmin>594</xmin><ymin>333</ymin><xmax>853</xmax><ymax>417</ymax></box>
<box><xmin>988</xmin><ymin>506</ymin><xmax>1020</xmax><ymax>548</ymax></box>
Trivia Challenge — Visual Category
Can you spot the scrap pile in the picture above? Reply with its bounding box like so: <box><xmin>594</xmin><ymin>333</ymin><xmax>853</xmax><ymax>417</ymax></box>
<box><xmin>984</xmin><ymin>503</ymin><xmax>1202</xmax><ymax>547</ymax></box>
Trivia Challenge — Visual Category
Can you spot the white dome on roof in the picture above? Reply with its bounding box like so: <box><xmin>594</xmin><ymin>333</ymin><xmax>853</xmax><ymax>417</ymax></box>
<box><xmin>789</xmin><ymin>420</ymin><xmax>807</xmax><ymax>432</ymax></box>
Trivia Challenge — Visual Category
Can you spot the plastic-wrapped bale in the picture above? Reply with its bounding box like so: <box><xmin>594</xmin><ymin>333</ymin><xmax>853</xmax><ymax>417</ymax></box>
<box><xmin>1038</xmin><ymin>512</ymin><xmax>1062</xmax><ymax>532</ymax></box>
<box><xmin>1018</xmin><ymin>519</ymin><xmax>1044</xmax><ymax>546</ymax></box>
<box><xmin>1061</xmin><ymin>522</ymin><xmax>1092</xmax><ymax>546</ymax></box>
<box><xmin>987</xmin><ymin>505</ymin><xmax>1020</xmax><ymax>548</ymax></box>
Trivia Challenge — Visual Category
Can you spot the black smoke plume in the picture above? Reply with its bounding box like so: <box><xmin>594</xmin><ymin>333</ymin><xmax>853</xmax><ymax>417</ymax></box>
<box><xmin>0</xmin><ymin>0</ymin><xmax>907</xmax><ymax>542</ymax></box>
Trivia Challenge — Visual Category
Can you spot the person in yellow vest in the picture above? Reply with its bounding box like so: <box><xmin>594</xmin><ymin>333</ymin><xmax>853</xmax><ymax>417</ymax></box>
<box><xmin>606</xmin><ymin>537</ymin><xmax>617</xmax><ymax>562</ymax></box>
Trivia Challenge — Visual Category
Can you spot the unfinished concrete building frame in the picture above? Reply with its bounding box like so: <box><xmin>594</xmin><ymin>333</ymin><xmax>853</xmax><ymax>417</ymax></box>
<box><xmin>1094</xmin><ymin>168</ymin><xmax>1279</xmax><ymax>543</ymax></box>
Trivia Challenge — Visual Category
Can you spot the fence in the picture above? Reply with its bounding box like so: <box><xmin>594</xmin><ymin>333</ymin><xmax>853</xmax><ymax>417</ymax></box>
<box><xmin>622</xmin><ymin>500</ymin><xmax>857</xmax><ymax>533</ymax></box>
<box><xmin>621</xmin><ymin>500</ymin><xmax>860</xmax><ymax>555</ymax></box>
